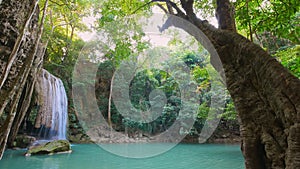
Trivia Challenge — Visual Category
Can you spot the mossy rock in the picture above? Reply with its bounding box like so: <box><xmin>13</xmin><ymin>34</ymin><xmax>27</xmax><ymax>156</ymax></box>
<box><xmin>25</xmin><ymin>140</ymin><xmax>71</xmax><ymax>156</ymax></box>
<box><xmin>13</xmin><ymin>135</ymin><xmax>36</xmax><ymax>148</ymax></box>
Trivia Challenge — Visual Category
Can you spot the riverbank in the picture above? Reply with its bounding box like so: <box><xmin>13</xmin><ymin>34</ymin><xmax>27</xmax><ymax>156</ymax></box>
<box><xmin>11</xmin><ymin>119</ymin><xmax>240</xmax><ymax>149</ymax></box>
<box><xmin>68</xmin><ymin>121</ymin><xmax>240</xmax><ymax>145</ymax></box>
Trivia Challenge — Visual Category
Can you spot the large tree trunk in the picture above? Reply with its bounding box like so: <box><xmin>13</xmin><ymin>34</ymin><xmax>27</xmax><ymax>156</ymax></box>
<box><xmin>161</xmin><ymin>1</ymin><xmax>300</xmax><ymax>168</ymax></box>
<box><xmin>212</xmin><ymin>2</ymin><xmax>300</xmax><ymax>168</ymax></box>
<box><xmin>195</xmin><ymin>22</ymin><xmax>300</xmax><ymax>169</ymax></box>
<box><xmin>201</xmin><ymin>14</ymin><xmax>300</xmax><ymax>169</ymax></box>
<box><xmin>0</xmin><ymin>0</ymin><xmax>44</xmax><ymax>159</ymax></box>
<box><xmin>215</xmin><ymin>31</ymin><xmax>300</xmax><ymax>169</ymax></box>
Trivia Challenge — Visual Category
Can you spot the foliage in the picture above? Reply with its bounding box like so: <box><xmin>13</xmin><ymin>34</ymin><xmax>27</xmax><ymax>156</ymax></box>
<box><xmin>234</xmin><ymin>0</ymin><xmax>300</xmax><ymax>80</ymax></box>
<box><xmin>40</xmin><ymin>0</ymin><xmax>300</xmax><ymax>138</ymax></box>
<box><xmin>275</xmin><ymin>45</ymin><xmax>300</xmax><ymax>78</ymax></box>
<box><xmin>193</xmin><ymin>0</ymin><xmax>216</xmax><ymax>19</ymax></box>
<box><xmin>40</xmin><ymin>0</ymin><xmax>91</xmax><ymax>60</ymax></box>
<box><xmin>39</xmin><ymin>0</ymin><xmax>92</xmax><ymax>76</ymax></box>
<box><xmin>91</xmin><ymin>0</ymin><xmax>151</xmax><ymax>66</ymax></box>
<box><xmin>97</xmin><ymin>48</ymin><xmax>237</xmax><ymax>136</ymax></box>
<box><xmin>36</xmin><ymin>1</ymin><xmax>96</xmax><ymax>114</ymax></box>
<box><xmin>235</xmin><ymin>0</ymin><xmax>300</xmax><ymax>44</ymax></box>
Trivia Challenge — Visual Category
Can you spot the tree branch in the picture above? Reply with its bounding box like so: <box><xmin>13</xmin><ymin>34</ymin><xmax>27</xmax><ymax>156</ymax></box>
<box><xmin>131</xmin><ymin>0</ymin><xmax>154</xmax><ymax>14</ymax></box>
<box><xmin>166</xmin><ymin>2</ymin><xmax>175</xmax><ymax>14</ymax></box>
<box><xmin>49</xmin><ymin>0</ymin><xmax>72</xmax><ymax>10</ymax></box>
<box><xmin>49</xmin><ymin>0</ymin><xmax>64</xmax><ymax>6</ymax></box>
<box><xmin>156</xmin><ymin>3</ymin><xmax>169</xmax><ymax>14</ymax></box>
<box><xmin>180</xmin><ymin>0</ymin><xmax>195</xmax><ymax>17</ymax></box>
<box><xmin>132</xmin><ymin>0</ymin><xmax>185</xmax><ymax>17</ymax></box>
<box><xmin>165</xmin><ymin>0</ymin><xmax>185</xmax><ymax>16</ymax></box>
<box><xmin>215</xmin><ymin>0</ymin><xmax>236</xmax><ymax>32</ymax></box>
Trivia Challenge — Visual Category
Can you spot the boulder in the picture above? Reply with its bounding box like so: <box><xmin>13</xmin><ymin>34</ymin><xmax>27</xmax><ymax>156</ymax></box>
<box><xmin>25</xmin><ymin>140</ymin><xmax>71</xmax><ymax>156</ymax></box>
<box><xmin>13</xmin><ymin>135</ymin><xmax>36</xmax><ymax>148</ymax></box>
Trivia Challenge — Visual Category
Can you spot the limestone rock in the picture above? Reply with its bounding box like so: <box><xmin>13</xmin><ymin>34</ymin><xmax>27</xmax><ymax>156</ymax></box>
<box><xmin>13</xmin><ymin>135</ymin><xmax>36</xmax><ymax>148</ymax></box>
<box><xmin>25</xmin><ymin>140</ymin><xmax>71</xmax><ymax>156</ymax></box>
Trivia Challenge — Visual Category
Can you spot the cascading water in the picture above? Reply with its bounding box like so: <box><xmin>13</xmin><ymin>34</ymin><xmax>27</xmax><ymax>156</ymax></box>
<box><xmin>34</xmin><ymin>69</ymin><xmax>68</xmax><ymax>140</ymax></box>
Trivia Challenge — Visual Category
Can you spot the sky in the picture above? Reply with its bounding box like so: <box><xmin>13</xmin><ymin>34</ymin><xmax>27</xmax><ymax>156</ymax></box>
<box><xmin>78</xmin><ymin>6</ymin><xmax>218</xmax><ymax>46</ymax></box>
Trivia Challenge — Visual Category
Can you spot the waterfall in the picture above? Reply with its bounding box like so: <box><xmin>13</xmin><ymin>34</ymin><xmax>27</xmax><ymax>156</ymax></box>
<box><xmin>34</xmin><ymin>69</ymin><xmax>68</xmax><ymax>140</ymax></box>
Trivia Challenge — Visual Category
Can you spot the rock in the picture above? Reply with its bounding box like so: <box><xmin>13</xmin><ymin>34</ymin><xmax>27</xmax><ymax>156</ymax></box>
<box><xmin>69</xmin><ymin>133</ymin><xmax>92</xmax><ymax>143</ymax></box>
<box><xmin>13</xmin><ymin>135</ymin><xmax>36</xmax><ymax>148</ymax></box>
<box><xmin>222</xmin><ymin>134</ymin><xmax>228</xmax><ymax>138</ymax></box>
<box><xmin>25</xmin><ymin>140</ymin><xmax>71</xmax><ymax>156</ymax></box>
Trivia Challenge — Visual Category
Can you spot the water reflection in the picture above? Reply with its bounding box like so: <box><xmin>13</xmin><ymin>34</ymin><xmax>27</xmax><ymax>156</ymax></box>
<box><xmin>23</xmin><ymin>152</ymin><xmax>71</xmax><ymax>169</ymax></box>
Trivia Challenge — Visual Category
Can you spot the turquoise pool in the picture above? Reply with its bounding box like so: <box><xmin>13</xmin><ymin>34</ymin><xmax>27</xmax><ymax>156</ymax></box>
<box><xmin>0</xmin><ymin>144</ymin><xmax>244</xmax><ymax>169</ymax></box>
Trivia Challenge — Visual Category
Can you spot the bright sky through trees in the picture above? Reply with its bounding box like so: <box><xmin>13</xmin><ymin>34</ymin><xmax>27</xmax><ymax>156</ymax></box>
<box><xmin>78</xmin><ymin>5</ymin><xmax>218</xmax><ymax>46</ymax></box>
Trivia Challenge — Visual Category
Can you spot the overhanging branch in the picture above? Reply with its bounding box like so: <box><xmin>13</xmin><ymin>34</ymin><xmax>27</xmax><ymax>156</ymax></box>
<box><xmin>156</xmin><ymin>3</ymin><xmax>169</xmax><ymax>14</ymax></box>
<box><xmin>132</xmin><ymin>0</ymin><xmax>185</xmax><ymax>17</ymax></box>
<box><xmin>180</xmin><ymin>0</ymin><xmax>195</xmax><ymax>17</ymax></box>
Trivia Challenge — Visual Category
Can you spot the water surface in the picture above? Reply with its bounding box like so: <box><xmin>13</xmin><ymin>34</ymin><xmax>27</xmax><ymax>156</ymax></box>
<box><xmin>0</xmin><ymin>144</ymin><xmax>244</xmax><ymax>169</ymax></box>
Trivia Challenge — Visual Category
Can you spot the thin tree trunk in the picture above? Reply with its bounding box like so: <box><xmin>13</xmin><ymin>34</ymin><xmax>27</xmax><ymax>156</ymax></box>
<box><xmin>108</xmin><ymin>72</ymin><xmax>115</xmax><ymax>127</ymax></box>
<box><xmin>246</xmin><ymin>0</ymin><xmax>253</xmax><ymax>42</ymax></box>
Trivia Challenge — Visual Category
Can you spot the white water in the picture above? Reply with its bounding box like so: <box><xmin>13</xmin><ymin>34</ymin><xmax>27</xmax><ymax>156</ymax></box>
<box><xmin>50</xmin><ymin>74</ymin><xmax>68</xmax><ymax>140</ymax></box>
<box><xmin>35</xmin><ymin>69</ymin><xmax>68</xmax><ymax>140</ymax></box>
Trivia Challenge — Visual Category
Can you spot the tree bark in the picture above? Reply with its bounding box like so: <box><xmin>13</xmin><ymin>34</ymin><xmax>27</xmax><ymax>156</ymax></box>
<box><xmin>215</xmin><ymin>31</ymin><xmax>300</xmax><ymax>169</ymax></box>
<box><xmin>7</xmin><ymin>44</ymin><xmax>44</xmax><ymax>147</ymax></box>
<box><xmin>215</xmin><ymin>0</ymin><xmax>236</xmax><ymax>32</ymax></box>
<box><xmin>0</xmin><ymin>0</ymin><xmax>44</xmax><ymax>159</ymax></box>
<box><xmin>160</xmin><ymin>1</ymin><xmax>300</xmax><ymax>168</ymax></box>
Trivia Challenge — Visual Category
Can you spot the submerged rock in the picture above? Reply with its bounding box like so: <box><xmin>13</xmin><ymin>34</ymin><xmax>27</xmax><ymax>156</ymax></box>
<box><xmin>25</xmin><ymin>140</ymin><xmax>71</xmax><ymax>156</ymax></box>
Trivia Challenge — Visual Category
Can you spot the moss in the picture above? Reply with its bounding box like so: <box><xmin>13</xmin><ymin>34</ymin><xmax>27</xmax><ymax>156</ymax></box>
<box><xmin>26</xmin><ymin>140</ymin><xmax>71</xmax><ymax>156</ymax></box>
